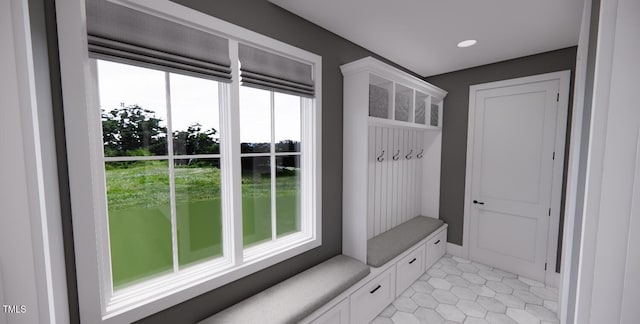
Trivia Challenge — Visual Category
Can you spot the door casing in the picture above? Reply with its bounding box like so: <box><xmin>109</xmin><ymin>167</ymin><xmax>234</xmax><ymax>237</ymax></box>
<box><xmin>462</xmin><ymin>70</ymin><xmax>571</xmax><ymax>286</ymax></box>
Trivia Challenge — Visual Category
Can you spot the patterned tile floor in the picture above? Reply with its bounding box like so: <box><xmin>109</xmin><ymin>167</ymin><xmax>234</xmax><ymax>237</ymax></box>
<box><xmin>371</xmin><ymin>255</ymin><xmax>559</xmax><ymax>324</ymax></box>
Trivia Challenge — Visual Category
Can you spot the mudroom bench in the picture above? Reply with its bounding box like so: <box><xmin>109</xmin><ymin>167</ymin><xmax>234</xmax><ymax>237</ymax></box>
<box><xmin>198</xmin><ymin>216</ymin><xmax>446</xmax><ymax>324</ymax></box>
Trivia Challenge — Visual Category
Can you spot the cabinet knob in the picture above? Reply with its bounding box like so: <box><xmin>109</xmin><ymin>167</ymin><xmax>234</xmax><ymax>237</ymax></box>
<box><xmin>473</xmin><ymin>200</ymin><xmax>485</xmax><ymax>205</ymax></box>
<box><xmin>369</xmin><ymin>285</ymin><xmax>382</xmax><ymax>294</ymax></box>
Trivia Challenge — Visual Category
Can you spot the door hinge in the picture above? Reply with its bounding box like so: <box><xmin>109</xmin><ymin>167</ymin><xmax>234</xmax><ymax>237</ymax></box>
<box><xmin>549</xmin><ymin>208</ymin><xmax>551</xmax><ymax>216</ymax></box>
<box><xmin>552</xmin><ymin>152</ymin><xmax>555</xmax><ymax>160</ymax></box>
<box><xmin>545</xmin><ymin>262</ymin><xmax>548</xmax><ymax>271</ymax></box>
<box><xmin>557</xmin><ymin>93</ymin><xmax>560</xmax><ymax>102</ymax></box>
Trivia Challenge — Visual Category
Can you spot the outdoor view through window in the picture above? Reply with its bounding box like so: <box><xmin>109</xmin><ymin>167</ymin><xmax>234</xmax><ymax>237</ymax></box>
<box><xmin>97</xmin><ymin>59</ymin><xmax>303</xmax><ymax>289</ymax></box>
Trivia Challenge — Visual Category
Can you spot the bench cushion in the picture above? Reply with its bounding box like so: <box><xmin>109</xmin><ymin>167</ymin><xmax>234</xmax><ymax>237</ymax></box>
<box><xmin>198</xmin><ymin>255</ymin><xmax>370</xmax><ymax>324</ymax></box>
<box><xmin>367</xmin><ymin>216</ymin><xmax>444</xmax><ymax>267</ymax></box>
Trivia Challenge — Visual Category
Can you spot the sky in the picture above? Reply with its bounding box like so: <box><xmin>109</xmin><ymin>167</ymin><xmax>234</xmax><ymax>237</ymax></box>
<box><xmin>96</xmin><ymin>59</ymin><xmax>301</xmax><ymax>144</ymax></box>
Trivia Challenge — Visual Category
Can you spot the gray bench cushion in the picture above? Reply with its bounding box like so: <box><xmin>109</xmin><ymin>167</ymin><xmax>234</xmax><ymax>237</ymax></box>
<box><xmin>198</xmin><ymin>255</ymin><xmax>370</xmax><ymax>324</ymax></box>
<box><xmin>367</xmin><ymin>216</ymin><xmax>444</xmax><ymax>267</ymax></box>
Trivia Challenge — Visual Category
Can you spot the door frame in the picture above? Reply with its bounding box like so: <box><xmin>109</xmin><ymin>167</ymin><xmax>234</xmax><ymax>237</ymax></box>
<box><xmin>462</xmin><ymin>70</ymin><xmax>571</xmax><ymax>286</ymax></box>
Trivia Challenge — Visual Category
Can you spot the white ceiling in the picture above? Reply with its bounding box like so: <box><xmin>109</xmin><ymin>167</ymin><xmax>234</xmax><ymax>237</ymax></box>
<box><xmin>269</xmin><ymin>0</ymin><xmax>584</xmax><ymax>77</ymax></box>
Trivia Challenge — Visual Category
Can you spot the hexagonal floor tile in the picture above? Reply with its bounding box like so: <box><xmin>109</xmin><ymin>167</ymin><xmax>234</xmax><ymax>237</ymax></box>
<box><xmin>446</xmin><ymin>275</ymin><xmax>471</xmax><ymax>287</ymax></box>
<box><xmin>451</xmin><ymin>286</ymin><xmax>478</xmax><ymax>301</ymax></box>
<box><xmin>486</xmin><ymin>280</ymin><xmax>514</xmax><ymax>294</ymax></box>
<box><xmin>429</xmin><ymin>277</ymin><xmax>453</xmax><ymax>290</ymax></box>
<box><xmin>486</xmin><ymin>312</ymin><xmax>518</xmax><ymax>324</ymax></box>
<box><xmin>463</xmin><ymin>273</ymin><xmax>487</xmax><ymax>285</ymax></box>
<box><xmin>392</xmin><ymin>296</ymin><xmax>418</xmax><ymax>312</ymax></box>
<box><xmin>436</xmin><ymin>304</ymin><xmax>466</xmax><ymax>322</ymax></box>
<box><xmin>412</xmin><ymin>292</ymin><xmax>439</xmax><ymax>308</ymax></box>
<box><xmin>432</xmin><ymin>289</ymin><xmax>459</xmax><ymax>305</ymax></box>
<box><xmin>456</xmin><ymin>299</ymin><xmax>487</xmax><ymax>318</ymax></box>
<box><xmin>415</xmin><ymin>308</ymin><xmax>444</xmax><ymax>324</ymax></box>
<box><xmin>506</xmin><ymin>308</ymin><xmax>540</xmax><ymax>324</ymax></box>
<box><xmin>476</xmin><ymin>296</ymin><xmax>507</xmax><ymax>314</ymax></box>
<box><xmin>391</xmin><ymin>311</ymin><xmax>420</xmax><ymax>324</ymax></box>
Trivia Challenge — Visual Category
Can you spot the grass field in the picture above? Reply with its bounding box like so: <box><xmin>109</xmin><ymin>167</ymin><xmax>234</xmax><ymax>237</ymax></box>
<box><xmin>105</xmin><ymin>160</ymin><xmax>300</xmax><ymax>288</ymax></box>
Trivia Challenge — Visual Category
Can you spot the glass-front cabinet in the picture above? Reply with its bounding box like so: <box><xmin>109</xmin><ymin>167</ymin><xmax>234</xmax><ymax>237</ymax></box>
<box><xmin>367</xmin><ymin>73</ymin><xmax>443</xmax><ymax>129</ymax></box>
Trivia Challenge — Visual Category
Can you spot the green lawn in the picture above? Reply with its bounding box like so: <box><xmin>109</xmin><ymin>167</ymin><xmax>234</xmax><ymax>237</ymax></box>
<box><xmin>105</xmin><ymin>161</ymin><xmax>300</xmax><ymax>289</ymax></box>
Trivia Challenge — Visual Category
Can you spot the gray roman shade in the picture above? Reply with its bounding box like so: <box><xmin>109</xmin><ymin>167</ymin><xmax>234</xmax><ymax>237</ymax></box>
<box><xmin>86</xmin><ymin>0</ymin><xmax>231</xmax><ymax>82</ymax></box>
<box><xmin>239</xmin><ymin>44</ymin><xmax>315</xmax><ymax>98</ymax></box>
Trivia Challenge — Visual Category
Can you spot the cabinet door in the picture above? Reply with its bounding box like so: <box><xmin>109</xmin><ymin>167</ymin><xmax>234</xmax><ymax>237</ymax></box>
<box><xmin>425</xmin><ymin>229</ymin><xmax>447</xmax><ymax>269</ymax></box>
<box><xmin>310</xmin><ymin>297</ymin><xmax>349</xmax><ymax>324</ymax></box>
<box><xmin>350</xmin><ymin>266</ymin><xmax>396</xmax><ymax>324</ymax></box>
<box><xmin>396</xmin><ymin>244</ymin><xmax>426</xmax><ymax>296</ymax></box>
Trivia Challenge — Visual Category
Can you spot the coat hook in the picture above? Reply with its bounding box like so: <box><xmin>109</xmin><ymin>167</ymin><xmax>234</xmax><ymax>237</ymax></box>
<box><xmin>405</xmin><ymin>149</ymin><xmax>413</xmax><ymax>160</ymax></box>
<box><xmin>377</xmin><ymin>150</ymin><xmax>385</xmax><ymax>162</ymax></box>
<box><xmin>392</xmin><ymin>150</ymin><xmax>400</xmax><ymax>161</ymax></box>
<box><xmin>416</xmin><ymin>149</ymin><xmax>424</xmax><ymax>159</ymax></box>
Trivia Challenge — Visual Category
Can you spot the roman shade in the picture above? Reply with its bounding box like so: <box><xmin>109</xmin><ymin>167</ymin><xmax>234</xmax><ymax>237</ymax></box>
<box><xmin>239</xmin><ymin>44</ymin><xmax>315</xmax><ymax>98</ymax></box>
<box><xmin>86</xmin><ymin>0</ymin><xmax>231</xmax><ymax>81</ymax></box>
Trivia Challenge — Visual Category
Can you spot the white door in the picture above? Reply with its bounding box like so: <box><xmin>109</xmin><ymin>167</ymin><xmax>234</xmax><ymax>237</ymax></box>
<box><xmin>467</xmin><ymin>73</ymin><xmax>568</xmax><ymax>282</ymax></box>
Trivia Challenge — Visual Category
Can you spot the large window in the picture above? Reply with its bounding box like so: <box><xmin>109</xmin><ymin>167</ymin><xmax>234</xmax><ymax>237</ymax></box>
<box><xmin>58</xmin><ymin>0</ymin><xmax>322</xmax><ymax>322</ymax></box>
<box><xmin>97</xmin><ymin>60</ymin><xmax>225</xmax><ymax>288</ymax></box>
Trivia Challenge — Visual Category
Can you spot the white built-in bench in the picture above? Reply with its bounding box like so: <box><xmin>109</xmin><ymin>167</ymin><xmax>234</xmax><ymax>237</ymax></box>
<box><xmin>367</xmin><ymin>216</ymin><xmax>444</xmax><ymax>267</ymax></box>
<box><xmin>198</xmin><ymin>216</ymin><xmax>446</xmax><ymax>324</ymax></box>
<box><xmin>197</xmin><ymin>255</ymin><xmax>370</xmax><ymax>324</ymax></box>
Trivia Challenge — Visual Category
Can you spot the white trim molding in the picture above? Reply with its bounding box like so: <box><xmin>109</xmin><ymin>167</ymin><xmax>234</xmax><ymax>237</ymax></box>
<box><xmin>445</xmin><ymin>243</ymin><xmax>465</xmax><ymax>259</ymax></box>
<box><xmin>56</xmin><ymin>0</ymin><xmax>322</xmax><ymax>323</ymax></box>
<box><xmin>1</xmin><ymin>0</ymin><xmax>70</xmax><ymax>323</ymax></box>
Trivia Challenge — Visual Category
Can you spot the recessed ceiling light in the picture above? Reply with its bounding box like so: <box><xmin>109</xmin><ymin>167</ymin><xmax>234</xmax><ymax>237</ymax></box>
<box><xmin>457</xmin><ymin>39</ymin><xmax>477</xmax><ymax>48</ymax></box>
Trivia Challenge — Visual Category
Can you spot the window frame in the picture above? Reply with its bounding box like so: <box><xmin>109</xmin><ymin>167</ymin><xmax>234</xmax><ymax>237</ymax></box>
<box><xmin>56</xmin><ymin>0</ymin><xmax>322</xmax><ymax>323</ymax></box>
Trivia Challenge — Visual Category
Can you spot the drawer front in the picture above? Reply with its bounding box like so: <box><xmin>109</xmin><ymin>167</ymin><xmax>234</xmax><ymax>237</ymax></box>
<box><xmin>310</xmin><ymin>297</ymin><xmax>349</xmax><ymax>324</ymax></box>
<box><xmin>350</xmin><ymin>266</ymin><xmax>396</xmax><ymax>324</ymax></box>
<box><xmin>396</xmin><ymin>244</ymin><xmax>426</xmax><ymax>296</ymax></box>
<box><xmin>425</xmin><ymin>229</ymin><xmax>447</xmax><ymax>269</ymax></box>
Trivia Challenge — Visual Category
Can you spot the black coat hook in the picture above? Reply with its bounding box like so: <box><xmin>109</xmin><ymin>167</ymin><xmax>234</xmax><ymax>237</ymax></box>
<box><xmin>392</xmin><ymin>150</ymin><xmax>400</xmax><ymax>161</ymax></box>
<box><xmin>377</xmin><ymin>150</ymin><xmax>385</xmax><ymax>162</ymax></box>
<box><xmin>416</xmin><ymin>149</ymin><xmax>424</xmax><ymax>159</ymax></box>
<box><xmin>405</xmin><ymin>149</ymin><xmax>413</xmax><ymax>160</ymax></box>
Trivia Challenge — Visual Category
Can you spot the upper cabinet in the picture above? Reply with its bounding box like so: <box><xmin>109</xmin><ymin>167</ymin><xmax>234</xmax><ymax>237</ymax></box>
<box><xmin>342</xmin><ymin>57</ymin><xmax>446</xmax><ymax>130</ymax></box>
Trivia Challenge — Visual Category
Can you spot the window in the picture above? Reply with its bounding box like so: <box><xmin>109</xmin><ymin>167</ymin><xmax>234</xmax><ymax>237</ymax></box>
<box><xmin>97</xmin><ymin>60</ymin><xmax>225</xmax><ymax>288</ymax></box>
<box><xmin>58</xmin><ymin>0</ymin><xmax>322</xmax><ymax>322</ymax></box>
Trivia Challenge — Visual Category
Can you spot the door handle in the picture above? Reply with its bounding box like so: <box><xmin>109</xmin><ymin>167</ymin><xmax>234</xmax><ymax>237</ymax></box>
<box><xmin>473</xmin><ymin>200</ymin><xmax>485</xmax><ymax>205</ymax></box>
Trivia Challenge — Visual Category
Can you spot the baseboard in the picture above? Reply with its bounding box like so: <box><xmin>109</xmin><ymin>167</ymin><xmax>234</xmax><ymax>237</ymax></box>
<box><xmin>546</xmin><ymin>271</ymin><xmax>561</xmax><ymax>288</ymax></box>
<box><xmin>446</xmin><ymin>243</ymin><xmax>464</xmax><ymax>258</ymax></box>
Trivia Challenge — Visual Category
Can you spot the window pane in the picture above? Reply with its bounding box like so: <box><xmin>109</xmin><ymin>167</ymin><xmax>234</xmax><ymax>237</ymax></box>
<box><xmin>97</xmin><ymin>60</ymin><xmax>168</xmax><ymax>157</ymax></box>
<box><xmin>175</xmin><ymin>159</ymin><xmax>223</xmax><ymax>267</ymax></box>
<box><xmin>170</xmin><ymin>74</ymin><xmax>221</xmax><ymax>155</ymax></box>
<box><xmin>242</xmin><ymin>156</ymin><xmax>272</xmax><ymax>247</ymax></box>
<box><xmin>239</xmin><ymin>86</ymin><xmax>271</xmax><ymax>153</ymax></box>
<box><xmin>274</xmin><ymin>93</ymin><xmax>301</xmax><ymax>152</ymax></box>
<box><xmin>106</xmin><ymin>160</ymin><xmax>172</xmax><ymax>289</ymax></box>
<box><xmin>276</xmin><ymin>155</ymin><xmax>301</xmax><ymax>237</ymax></box>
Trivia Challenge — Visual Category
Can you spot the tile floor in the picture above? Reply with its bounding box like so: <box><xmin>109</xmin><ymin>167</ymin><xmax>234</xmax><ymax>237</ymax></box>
<box><xmin>371</xmin><ymin>255</ymin><xmax>559</xmax><ymax>324</ymax></box>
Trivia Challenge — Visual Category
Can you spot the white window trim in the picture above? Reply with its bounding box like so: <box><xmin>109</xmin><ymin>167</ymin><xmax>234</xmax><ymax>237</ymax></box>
<box><xmin>55</xmin><ymin>0</ymin><xmax>322</xmax><ymax>323</ymax></box>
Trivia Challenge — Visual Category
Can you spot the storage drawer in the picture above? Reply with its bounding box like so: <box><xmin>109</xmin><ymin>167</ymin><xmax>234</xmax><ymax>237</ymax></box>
<box><xmin>396</xmin><ymin>244</ymin><xmax>426</xmax><ymax>296</ymax></box>
<box><xmin>310</xmin><ymin>297</ymin><xmax>349</xmax><ymax>324</ymax></box>
<box><xmin>350</xmin><ymin>266</ymin><xmax>396</xmax><ymax>324</ymax></box>
<box><xmin>425</xmin><ymin>229</ymin><xmax>447</xmax><ymax>269</ymax></box>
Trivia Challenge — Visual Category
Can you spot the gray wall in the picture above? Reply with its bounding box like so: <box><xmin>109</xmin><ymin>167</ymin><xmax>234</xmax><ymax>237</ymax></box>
<box><xmin>425</xmin><ymin>47</ymin><xmax>577</xmax><ymax>272</ymax></box>
<box><xmin>42</xmin><ymin>0</ymin><xmax>419</xmax><ymax>323</ymax></box>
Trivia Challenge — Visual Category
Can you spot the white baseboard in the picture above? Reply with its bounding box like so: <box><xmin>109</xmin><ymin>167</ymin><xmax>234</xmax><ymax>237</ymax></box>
<box><xmin>546</xmin><ymin>271</ymin><xmax>561</xmax><ymax>288</ymax></box>
<box><xmin>446</xmin><ymin>243</ymin><xmax>465</xmax><ymax>258</ymax></box>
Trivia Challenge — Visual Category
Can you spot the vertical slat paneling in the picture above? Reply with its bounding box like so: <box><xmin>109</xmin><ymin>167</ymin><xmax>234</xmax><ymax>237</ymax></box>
<box><xmin>408</xmin><ymin>130</ymin><xmax>415</xmax><ymax>218</ymax></box>
<box><xmin>368</xmin><ymin>126</ymin><xmax>430</xmax><ymax>235</ymax></box>
<box><xmin>386</xmin><ymin>128</ymin><xmax>393</xmax><ymax>232</ymax></box>
<box><xmin>374</xmin><ymin>127</ymin><xmax>382</xmax><ymax>237</ymax></box>
<box><xmin>401</xmin><ymin>129</ymin><xmax>408</xmax><ymax>224</ymax></box>
<box><xmin>416</xmin><ymin>131</ymin><xmax>424</xmax><ymax>216</ymax></box>
<box><xmin>367</xmin><ymin>126</ymin><xmax>375</xmax><ymax>239</ymax></box>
